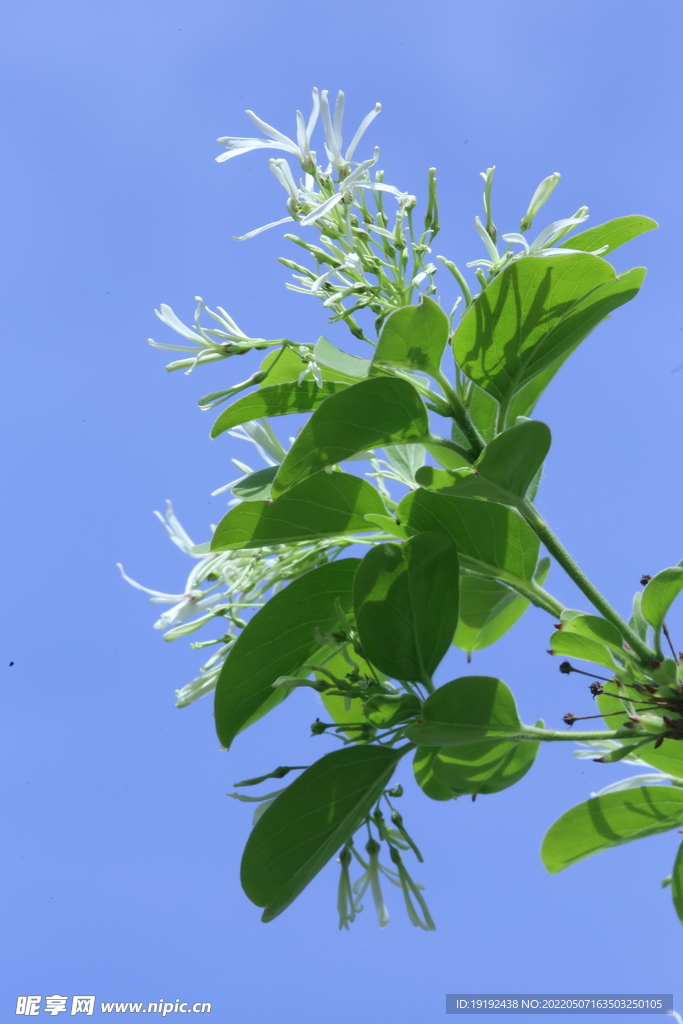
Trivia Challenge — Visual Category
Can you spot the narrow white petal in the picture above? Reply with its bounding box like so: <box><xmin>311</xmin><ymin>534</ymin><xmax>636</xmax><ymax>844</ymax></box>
<box><xmin>300</xmin><ymin>193</ymin><xmax>344</xmax><ymax>225</ymax></box>
<box><xmin>155</xmin><ymin>304</ymin><xmax>205</xmax><ymax>342</ymax></box>
<box><xmin>306</xmin><ymin>87</ymin><xmax>320</xmax><ymax>140</ymax></box>
<box><xmin>344</xmin><ymin>103</ymin><xmax>382</xmax><ymax>162</ymax></box>
<box><xmin>245</xmin><ymin>109</ymin><xmax>297</xmax><ymax>148</ymax></box>
<box><xmin>234</xmin><ymin>216</ymin><xmax>295</xmax><ymax>241</ymax></box>
<box><xmin>116</xmin><ymin>563</ymin><xmax>184</xmax><ymax>601</ymax></box>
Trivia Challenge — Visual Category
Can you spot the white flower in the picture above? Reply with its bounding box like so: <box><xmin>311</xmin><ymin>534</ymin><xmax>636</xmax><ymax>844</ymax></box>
<box><xmin>502</xmin><ymin>209</ymin><xmax>601</xmax><ymax>258</ymax></box>
<box><xmin>227</xmin><ymin>419</ymin><xmax>287</xmax><ymax>465</ymax></box>
<box><xmin>319</xmin><ymin>90</ymin><xmax>381</xmax><ymax>177</ymax></box>
<box><xmin>216</xmin><ymin>88</ymin><xmax>320</xmax><ymax>173</ymax></box>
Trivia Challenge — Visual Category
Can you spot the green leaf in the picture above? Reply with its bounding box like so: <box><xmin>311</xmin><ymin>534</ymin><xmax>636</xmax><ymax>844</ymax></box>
<box><xmin>397</xmin><ymin>488</ymin><xmax>540</xmax><ymax>585</ymax></box>
<box><xmin>419</xmin><ymin>421</ymin><xmax>551</xmax><ymax>504</ymax></box>
<box><xmin>259</xmin><ymin>345</ymin><xmax>359</xmax><ymax>386</ymax></box>
<box><xmin>413</xmin><ymin>747</ymin><xmax>455</xmax><ymax>801</ymax></box>
<box><xmin>362</xmin><ymin>693</ymin><xmax>421</xmax><ymax>727</ymax></box>
<box><xmin>371</xmin><ymin>295</ymin><xmax>450</xmax><ymax>376</ymax></box>
<box><xmin>214</xmin><ymin>560</ymin><xmax>360</xmax><ymax>748</ymax></box>
<box><xmin>560</xmin><ymin>614</ymin><xmax>625</xmax><ymax>653</ymax></box>
<box><xmin>671</xmin><ymin>841</ymin><xmax>683</xmax><ymax>925</ymax></box>
<box><xmin>353</xmin><ymin>532</ymin><xmax>460</xmax><ymax>684</ymax></box>
<box><xmin>241</xmin><ymin>744</ymin><xmax>404</xmax><ymax>921</ymax></box>
<box><xmin>549</xmin><ymin>630</ymin><xmax>618</xmax><ymax>671</ymax></box>
<box><xmin>559</xmin><ymin>216</ymin><xmax>657</xmax><ymax>256</ymax></box>
<box><xmin>453</xmin><ymin>254</ymin><xmax>645</xmax><ymax>411</ymax></box>
<box><xmin>231</xmin><ymin>466</ymin><xmax>278</xmax><ymax>501</ymax></box>
<box><xmin>541</xmin><ymin>787</ymin><xmax>683</xmax><ymax>874</ymax></box>
<box><xmin>317</xmin><ymin>648</ymin><xmax>378</xmax><ymax>737</ymax></box>
<box><xmin>271</xmin><ymin>377</ymin><xmax>429</xmax><ymax>497</ymax></box>
<box><xmin>363</xmin><ymin>514</ymin><xmax>409</xmax><ymax>540</ymax></box>
<box><xmin>314</xmin><ymin>335</ymin><xmax>371</xmax><ymax>379</ymax></box>
<box><xmin>454</xmin><ymin>557</ymin><xmax>550</xmax><ymax>653</ymax></box>
<box><xmin>405</xmin><ymin>675</ymin><xmax>522</xmax><ymax>747</ymax></box>
<box><xmin>642</xmin><ymin>567</ymin><xmax>683</xmax><ymax>630</ymax></box>
<box><xmin>433</xmin><ymin>735</ymin><xmax>539</xmax><ymax>796</ymax></box>
<box><xmin>211</xmin><ymin>472</ymin><xmax>386</xmax><ymax>551</ymax></box>
<box><xmin>211</xmin><ymin>381</ymin><xmax>348</xmax><ymax>438</ymax></box>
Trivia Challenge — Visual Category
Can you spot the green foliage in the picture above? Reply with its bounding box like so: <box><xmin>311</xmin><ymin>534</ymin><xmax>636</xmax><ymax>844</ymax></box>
<box><xmin>452</xmin><ymin>254</ymin><xmax>645</xmax><ymax>419</ymax></box>
<box><xmin>353</xmin><ymin>532</ymin><xmax>459</xmax><ymax>685</ymax></box>
<box><xmin>271</xmin><ymin>377</ymin><xmax>429</xmax><ymax>497</ymax></box>
<box><xmin>406</xmin><ymin>676</ymin><xmax>522</xmax><ymax>747</ymax></box>
<box><xmin>134</xmin><ymin>100</ymin><xmax>682</xmax><ymax>931</ymax></box>
<box><xmin>241</xmin><ymin>744</ymin><xmax>405</xmax><ymax>921</ymax></box>
<box><xmin>372</xmin><ymin>295</ymin><xmax>450</xmax><ymax>376</ymax></box>
<box><xmin>211</xmin><ymin>472</ymin><xmax>386</xmax><ymax>549</ymax></box>
<box><xmin>214</xmin><ymin>560</ymin><xmax>359</xmax><ymax>748</ymax></box>
<box><xmin>542</xmin><ymin>788</ymin><xmax>683</xmax><ymax>873</ymax></box>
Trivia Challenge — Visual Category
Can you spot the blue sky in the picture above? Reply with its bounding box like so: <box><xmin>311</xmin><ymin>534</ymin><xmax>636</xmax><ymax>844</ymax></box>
<box><xmin>2</xmin><ymin>0</ymin><xmax>682</xmax><ymax>1019</ymax></box>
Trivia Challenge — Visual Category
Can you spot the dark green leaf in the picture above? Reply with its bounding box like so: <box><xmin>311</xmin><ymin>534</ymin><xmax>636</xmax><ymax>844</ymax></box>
<box><xmin>433</xmin><ymin>735</ymin><xmax>539</xmax><ymax>796</ymax></box>
<box><xmin>241</xmin><ymin>744</ymin><xmax>404</xmax><ymax>921</ymax></box>
<box><xmin>642</xmin><ymin>567</ymin><xmax>683</xmax><ymax>631</ymax></box>
<box><xmin>353</xmin><ymin>532</ymin><xmax>460</xmax><ymax>684</ymax></box>
<box><xmin>559</xmin><ymin>216</ymin><xmax>657</xmax><ymax>256</ymax></box>
<box><xmin>455</xmin><ymin>557</ymin><xmax>550</xmax><ymax>652</ymax></box>
<box><xmin>541</xmin><ymin>787</ymin><xmax>683</xmax><ymax>874</ymax></box>
<box><xmin>211</xmin><ymin>472</ymin><xmax>386</xmax><ymax>551</ymax></box>
<box><xmin>672</xmin><ymin>841</ymin><xmax>683</xmax><ymax>925</ymax></box>
<box><xmin>413</xmin><ymin>747</ymin><xmax>455</xmax><ymax>801</ymax></box>
<box><xmin>272</xmin><ymin>377</ymin><xmax>429</xmax><ymax>497</ymax></box>
<box><xmin>397</xmin><ymin>488</ymin><xmax>539</xmax><ymax>584</ymax></box>
<box><xmin>371</xmin><ymin>295</ymin><xmax>450</xmax><ymax>376</ymax></box>
<box><xmin>214</xmin><ymin>560</ymin><xmax>360</xmax><ymax>748</ymax></box>
<box><xmin>314</xmin><ymin>335</ymin><xmax>371</xmax><ymax>379</ymax></box>
<box><xmin>453</xmin><ymin>254</ymin><xmax>645</xmax><ymax>410</ymax></box>
<box><xmin>405</xmin><ymin>675</ymin><xmax>522</xmax><ymax>747</ymax></box>
<box><xmin>211</xmin><ymin>381</ymin><xmax>347</xmax><ymax>438</ymax></box>
<box><xmin>231</xmin><ymin>466</ymin><xmax>278</xmax><ymax>501</ymax></box>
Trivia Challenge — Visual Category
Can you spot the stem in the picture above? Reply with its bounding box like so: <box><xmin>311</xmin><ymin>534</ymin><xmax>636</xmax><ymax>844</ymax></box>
<box><xmin>518</xmin><ymin>725</ymin><xmax>654</xmax><ymax>744</ymax></box>
<box><xmin>520</xmin><ymin>501</ymin><xmax>656</xmax><ymax>666</ymax></box>
<box><xmin>431</xmin><ymin>369</ymin><xmax>485</xmax><ymax>457</ymax></box>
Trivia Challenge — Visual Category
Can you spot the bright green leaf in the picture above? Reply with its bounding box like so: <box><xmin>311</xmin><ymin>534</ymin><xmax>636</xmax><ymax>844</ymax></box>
<box><xmin>397</xmin><ymin>488</ymin><xmax>539</xmax><ymax>584</ymax></box>
<box><xmin>453</xmin><ymin>254</ymin><xmax>645</xmax><ymax>411</ymax></box>
<box><xmin>241</xmin><ymin>744</ymin><xmax>404</xmax><ymax>921</ymax></box>
<box><xmin>405</xmin><ymin>675</ymin><xmax>522</xmax><ymax>747</ymax></box>
<box><xmin>560</xmin><ymin>614</ymin><xmax>625</xmax><ymax>653</ymax></box>
<box><xmin>214</xmin><ymin>560</ymin><xmax>360</xmax><ymax>748</ymax></box>
<box><xmin>559</xmin><ymin>216</ymin><xmax>657</xmax><ymax>256</ymax></box>
<box><xmin>549</xmin><ymin>630</ymin><xmax>618</xmax><ymax>671</ymax></box>
<box><xmin>259</xmin><ymin>345</ymin><xmax>360</xmax><ymax>387</ymax></box>
<box><xmin>413</xmin><ymin>747</ymin><xmax>455</xmax><ymax>801</ymax></box>
<box><xmin>371</xmin><ymin>295</ymin><xmax>450</xmax><ymax>376</ymax></box>
<box><xmin>211</xmin><ymin>381</ymin><xmax>348</xmax><ymax>438</ymax></box>
<box><xmin>353</xmin><ymin>532</ymin><xmax>460</xmax><ymax>684</ymax></box>
<box><xmin>272</xmin><ymin>377</ymin><xmax>429</xmax><ymax>497</ymax></box>
<box><xmin>314</xmin><ymin>335</ymin><xmax>371</xmax><ymax>379</ymax></box>
<box><xmin>642</xmin><ymin>568</ymin><xmax>683</xmax><ymax>631</ymax></box>
<box><xmin>211</xmin><ymin>472</ymin><xmax>386</xmax><ymax>551</ymax></box>
<box><xmin>541</xmin><ymin>787</ymin><xmax>683</xmax><ymax>874</ymax></box>
<box><xmin>672</xmin><ymin>841</ymin><xmax>683</xmax><ymax>925</ymax></box>
<box><xmin>455</xmin><ymin>557</ymin><xmax>550</xmax><ymax>652</ymax></box>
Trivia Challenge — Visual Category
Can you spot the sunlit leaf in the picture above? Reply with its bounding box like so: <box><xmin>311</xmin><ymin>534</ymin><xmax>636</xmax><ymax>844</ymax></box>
<box><xmin>541</xmin><ymin>787</ymin><xmax>683</xmax><ymax>873</ymax></box>
<box><xmin>211</xmin><ymin>472</ymin><xmax>386</xmax><ymax>550</ymax></box>
<box><xmin>405</xmin><ymin>675</ymin><xmax>522</xmax><ymax>747</ymax></box>
<box><xmin>371</xmin><ymin>295</ymin><xmax>450</xmax><ymax>376</ymax></box>
<box><xmin>272</xmin><ymin>377</ymin><xmax>429</xmax><ymax>497</ymax></box>
<box><xmin>211</xmin><ymin>381</ymin><xmax>347</xmax><ymax>437</ymax></box>
<box><xmin>642</xmin><ymin>567</ymin><xmax>683</xmax><ymax>631</ymax></box>
<box><xmin>559</xmin><ymin>215</ymin><xmax>657</xmax><ymax>256</ymax></box>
